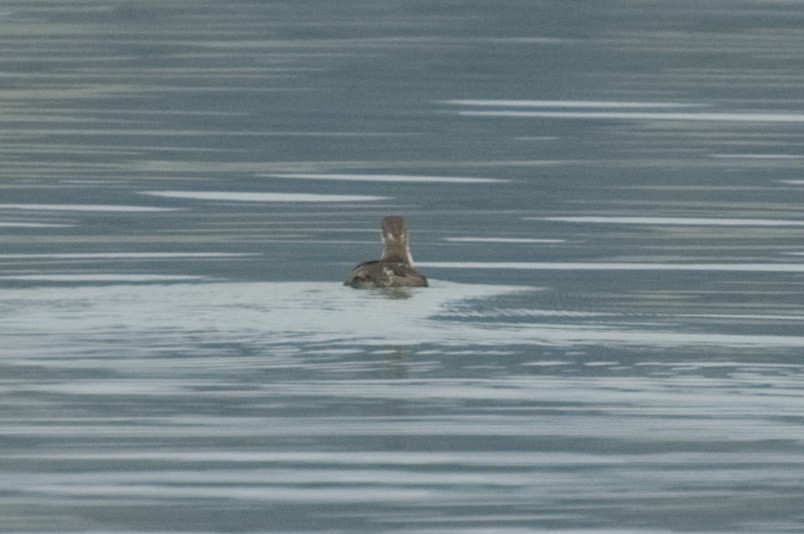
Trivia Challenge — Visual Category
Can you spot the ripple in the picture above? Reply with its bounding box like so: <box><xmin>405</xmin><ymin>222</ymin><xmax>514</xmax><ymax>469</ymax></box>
<box><xmin>0</xmin><ymin>274</ymin><xmax>205</xmax><ymax>282</ymax></box>
<box><xmin>0</xmin><ymin>252</ymin><xmax>257</xmax><ymax>260</ymax></box>
<box><xmin>419</xmin><ymin>261</ymin><xmax>804</xmax><ymax>272</ymax></box>
<box><xmin>458</xmin><ymin>110</ymin><xmax>804</xmax><ymax>122</ymax></box>
<box><xmin>264</xmin><ymin>173</ymin><xmax>507</xmax><ymax>183</ymax></box>
<box><xmin>530</xmin><ymin>216</ymin><xmax>804</xmax><ymax>226</ymax></box>
<box><xmin>0</xmin><ymin>222</ymin><xmax>74</xmax><ymax>227</ymax></box>
<box><xmin>5</xmin><ymin>281</ymin><xmax>804</xmax><ymax>350</ymax></box>
<box><xmin>444</xmin><ymin>99</ymin><xmax>703</xmax><ymax>108</ymax></box>
<box><xmin>445</xmin><ymin>237</ymin><xmax>565</xmax><ymax>243</ymax></box>
<box><xmin>142</xmin><ymin>191</ymin><xmax>389</xmax><ymax>202</ymax></box>
<box><xmin>0</xmin><ymin>203</ymin><xmax>176</xmax><ymax>212</ymax></box>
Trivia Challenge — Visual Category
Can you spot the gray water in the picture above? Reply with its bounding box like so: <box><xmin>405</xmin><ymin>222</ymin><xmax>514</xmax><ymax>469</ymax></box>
<box><xmin>2</xmin><ymin>1</ymin><xmax>804</xmax><ymax>532</ymax></box>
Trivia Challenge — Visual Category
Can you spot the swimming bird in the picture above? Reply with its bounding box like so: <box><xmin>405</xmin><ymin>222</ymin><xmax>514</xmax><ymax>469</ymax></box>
<box><xmin>344</xmin><ymin>216</ymin><xmax>428</xmax><ymax>288</ymax></box>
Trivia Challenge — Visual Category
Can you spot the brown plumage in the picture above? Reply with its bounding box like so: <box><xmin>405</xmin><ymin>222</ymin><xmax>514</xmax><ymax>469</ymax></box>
<box><xmin>344</xmin><ymin>216</ymin><xmax>428</xmax><ymax>288</ymax></box>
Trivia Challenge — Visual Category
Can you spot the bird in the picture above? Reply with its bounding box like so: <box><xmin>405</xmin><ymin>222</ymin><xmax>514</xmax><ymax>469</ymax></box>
<box><xmin>344</xmin><ymin>216</ymin><xmax>428</xmax><ymax>288</ymax></box>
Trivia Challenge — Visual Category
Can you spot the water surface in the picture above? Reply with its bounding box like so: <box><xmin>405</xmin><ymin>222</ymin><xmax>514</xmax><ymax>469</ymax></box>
<box><xmin>2</xmin><ymin>1</ymin><xmax>804</xmax><ymax>532</ymax></box>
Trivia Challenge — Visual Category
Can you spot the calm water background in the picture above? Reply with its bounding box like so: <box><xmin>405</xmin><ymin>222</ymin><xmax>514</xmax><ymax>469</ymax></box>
<box><xmin>2</xmin><ymin>1</ymin><xmax>804</xmax><ymax>532</ymax></box>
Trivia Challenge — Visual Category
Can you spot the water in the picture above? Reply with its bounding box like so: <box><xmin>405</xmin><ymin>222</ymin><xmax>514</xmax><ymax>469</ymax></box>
<box><xmin>2</xmin><ymin>1</ymin><xmax>804</xmax><ymax>532</ymax></box>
